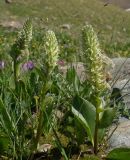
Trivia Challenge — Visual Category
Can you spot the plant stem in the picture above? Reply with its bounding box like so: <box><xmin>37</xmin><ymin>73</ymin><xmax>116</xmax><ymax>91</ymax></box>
<box><xmin>34</xmin><ymin>109</ymin><xmax>43</xmax><ymax>150</ymax></box>
<box><xmin>94</xmin><ymin>107</ymin><xmax>99</xmax><ymax>155</ymax></box>
<box><xmin>32</xmin><ymin>80</ymin><xmax>48</xmax><ymax>152</ymax></box>
<box><xmin>13</xmin><ymin>59</ymin><xmax>20</xmax><ymax>91</ymax></box>
<box><xmin>52</xmin><ymin>125</ymin><xmax>68</xmax><ymax>160</ymax></box>
<box><xmin>13</xmin><ymin>60</ymin><xmax>17</xmax><ymax>88</ymax></box>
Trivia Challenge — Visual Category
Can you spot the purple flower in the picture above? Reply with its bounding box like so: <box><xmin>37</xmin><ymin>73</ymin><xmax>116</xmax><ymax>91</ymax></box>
<box><xmin>22</xmin><ymin>61</ymin><xmax>34</xmax><ymax>71</ymax></box>
<box><xmin>57</xmin><ymin>60</ymin><xmax>65</xmax><ymax>66</ymax></box>
<box><xmin>0</xmin><ymin>61</ymin><xmax>5</xmax><ymax>69</ymax></box>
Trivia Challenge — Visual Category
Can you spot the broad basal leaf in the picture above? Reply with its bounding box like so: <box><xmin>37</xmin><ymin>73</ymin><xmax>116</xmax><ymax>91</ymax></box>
<box><xmin>106</xmin><ymin>148</ymin><xmax>130</xmax><ymax>160</ymax></box>
<box><xmin>72</xmin><ymin>95</ymin><xmax>96</xmax><ymax>145</ymax></box>
<box><xmin>99</xmin><ymin>107</ymin><xmax>115</xmax><ymax>129</ymax></box>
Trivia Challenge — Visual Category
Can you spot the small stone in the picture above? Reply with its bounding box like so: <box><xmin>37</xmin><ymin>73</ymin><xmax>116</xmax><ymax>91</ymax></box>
<box><xmin>60</xmin><ymin>24</ymin><xmax>71</xmax><ymax>30</ymax></box>
<box><xmin>5</xmin><ymin>0</ymin><xmax>12</xmax><ymax>4</ymax></box>
<box><xmin>38</xmin><ymin>144</ymin><xmax>52</xmax><ymax>152</ymax></box>
<box><xmin>125</xmin><ymin>8</ymin><xmax>130</xmax><ymax>12</ymax></box>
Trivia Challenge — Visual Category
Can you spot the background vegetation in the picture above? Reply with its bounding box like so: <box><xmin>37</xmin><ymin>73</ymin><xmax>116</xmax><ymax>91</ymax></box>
<box><xmin>1</xmin><ymin>0</ymin><xmax>130</xmax><ymax>58</ymax></box>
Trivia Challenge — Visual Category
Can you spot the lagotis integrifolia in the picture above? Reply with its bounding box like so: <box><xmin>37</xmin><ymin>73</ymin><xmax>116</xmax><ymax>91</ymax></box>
<box><xmin>82</xmin><ymin>25</ymin><xmax>108</xmax><ymax>95</ymax></box>
<box><xmin>33</xmin><ymin>30</ymin><xmax>59</xmax><ymax>150</ymax></box>
<box><xmin>10</xmin><ymin>18</ymin><xmax>32</xmax><ymax>60</ymax></box>
<box><xmin>43</xmin><ymin>30</ymin><xmax>59</xmax><ymax>73</ymax></box>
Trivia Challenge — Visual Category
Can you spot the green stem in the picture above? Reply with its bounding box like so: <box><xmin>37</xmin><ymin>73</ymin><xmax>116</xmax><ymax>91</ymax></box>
<box><xmin>52</xmin><ymin>127</ymin><xmax>68</xmax><ymax>160</ymax></box>
<box><xmin>94</xmin><ymin>109</ymin><xmax>99</xmax><ymax>155</ymax></box>
<box><xmin>13</xmin><ymin>59</ymin><xmax>20</xmax><ymax>90</ymax></box>
<box><xmin>13</xmin><ymin>60</ymin><xmax>17</xmax><ymax>88</ymax></box>
<box><xmin>32</xmin><ymin>80</ymin><xmax>49</xmax><ymax>152</ymax></box>
<box><xmin>34</xmin><ymin>109</ymin><xmax>43</xmax><ymax>150</ymax></box>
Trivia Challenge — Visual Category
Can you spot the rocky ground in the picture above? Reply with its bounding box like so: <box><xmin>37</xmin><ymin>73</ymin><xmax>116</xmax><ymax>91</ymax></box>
<box><xmin>110</xmin><ymin>58</ymin><xmax>130</xmax><ymax>107</ymax></box>
<box><xmin>107</xmin><ymin>58</ymin><xmax>130</xmax><ymax>151</ymax></box>
<box><xmin>102</xmin><ymin>0</ymin><xmax>130</xmax><ymax>9</ymax></box>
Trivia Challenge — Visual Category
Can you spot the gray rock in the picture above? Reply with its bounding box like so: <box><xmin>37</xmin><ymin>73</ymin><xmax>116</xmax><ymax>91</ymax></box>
<box><xmin>110</xmin><ymin>58</ymin><xmax>130</xmax><ymax>108</ymax></box>
<box><xmin>58</xmin><ymin>62</ymin><xmax>86</xmax><ymax>81</ymax></box>
<box><xmin>125</xmin><ymin>8</ymin><xmax>130</xmax><ymax>12</ymax></box>
<box><xmin>108</xmin><ymin>119</ymin><xmax>130</xmax><ymax>151</ymax></box>
<box><xmin>5</xmin><ymin>0</ymin><xmax>12</xmax><ymax>4</ymax></box>
<box><xmin>111</xmin><ymin>58</ymin><xmax>130</xmax><ymax>80</ymax></box>
<box><xmin>112</xmin><ymin>79</ymin><xmax>130</xmax><ymax>106</ymax></box>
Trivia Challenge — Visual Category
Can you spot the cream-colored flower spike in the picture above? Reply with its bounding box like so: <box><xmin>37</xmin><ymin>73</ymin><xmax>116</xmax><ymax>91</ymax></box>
<box><xmin>82</xmin><ymin>25</ymin><xmax>108</xmax><ymax>94</ymax></box>
<box><xmin>44</xmin><ymin>30</ymin><xmax>59</xmax><ymax>72</ymax></box>
<box><xmin>10</xmin><ymin>18</ymin><xmax>32</xmax><ymax>59</ymax></box>
<box><xmin>16</xmin><ymin>18</ymin><xmax>32</xmax><ymax>51</ymax></box>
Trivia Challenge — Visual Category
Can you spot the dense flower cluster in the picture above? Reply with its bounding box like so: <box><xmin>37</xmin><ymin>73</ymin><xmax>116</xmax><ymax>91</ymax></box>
<box><xmin>10</xmin><ymin>19</ymin><xmax>32</xmax><ymax>60</ymax></box>
<box><xmin>43</xmin><ymin>30</ymin><xmax>59</xmax><ymax>72</ymax></box>
<box><xmin>82</xmin><ymin>25</ymin><xmax>108</xmax><ymax>95</ymax></box>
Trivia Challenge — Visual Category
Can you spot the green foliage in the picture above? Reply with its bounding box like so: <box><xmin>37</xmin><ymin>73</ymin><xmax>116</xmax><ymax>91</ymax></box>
<box><xmin>0</xmin><ymin>136</ymin><xmax>9</xmax><ymax>154</ymax></box>
<box><xmin>0</xmin><ymin>89</ymin><xmax>32</xmax><ymax>159</ymax></box>
<box><xmin>66</xmin><ymin>66</ymin><xmax>81</xmax><ymax>94</ymax></box>
<box><xmin>72</xmin><ymin>95</ymin><xmax>96</xmax><ymax>145</ymax></box>
<box><xmin>56</xmin><ymin>31</ymin><xmax>77</xmax><ymax>62</ymax></box>
<box><xmin>99</xmin><ymin>108</ymin><xmax>116</xmax><ymax>128</ymax></box>
<box><xmin>106</xmin><ymin>148</ymin><xmax>130</xmax><ymax>160</ymax></box>
<box><xmin>0</xmin><ymin>19</ymin><xmax>60</xmax><ymax>159</ymax></box>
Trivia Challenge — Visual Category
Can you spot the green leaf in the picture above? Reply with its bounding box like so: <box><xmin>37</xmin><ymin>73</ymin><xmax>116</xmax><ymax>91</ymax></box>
<box><xmin>74</xmin><ymin>118</ymin><xmax>87</xmax><ymax>144</ymax></box>
<box><xmin>9</xmin><ymin>75</ymin><xmax>15</xmax><ymax>89</ymax></box>
<box><xmin>72</xmin><ymin>95</ymin><xmax>96</xmax><ymax>145</ymax></box>
<box><xmin>0</xmin><ymin>136</ymin><xmax>9</xmax><ymax>154</ymax></box>
<box><xmin>98</xmin><ymin>128</ymin><xmax>106</xmax><ymax>142</ymax></box>
<box><xmin>43</xmin><ymin>105</ymin><xmax>54</xmax><ymax>134</ymax></box>
<box><xmin>106</xmin><ymin>148</ymin><xmax>130</xmax><ymax>160</ymax></box>
<box><xmin>0</xmin><ymin>98</ymin><xmax>15</xmax><ymax>136</ymax></box>
<box><xmin>72</xmin><ymin>107</ymin><xmax>93</xmax><ymax>145</ymax></box>
<box><xmin>66</xmin><ymin>66</ymin><xmax>80</xmax><ymax>94</ymax></box>
<box><xmin>99</xmin><ymin>108</ymin><xmax>115</xmax><ymax>129</ymax></box>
